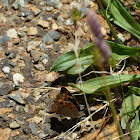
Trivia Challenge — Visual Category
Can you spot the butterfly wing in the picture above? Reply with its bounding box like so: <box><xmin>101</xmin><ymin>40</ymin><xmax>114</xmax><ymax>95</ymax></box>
<box><xmin>51</xmin><ymin>87</ymin><xmax>81</xmax><ymax>118</ymax></box>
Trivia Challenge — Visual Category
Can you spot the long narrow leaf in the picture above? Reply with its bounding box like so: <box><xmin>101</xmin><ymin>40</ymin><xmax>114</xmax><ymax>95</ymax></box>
<box><xmin>103</xmin><ymin>0</ymin><xmax>140</xmax><ymax>39</ymax></box>
<box><xmin>70</xmin><ymin>74</ymin><xmax>140</xmax><ymax>94</ymax></box>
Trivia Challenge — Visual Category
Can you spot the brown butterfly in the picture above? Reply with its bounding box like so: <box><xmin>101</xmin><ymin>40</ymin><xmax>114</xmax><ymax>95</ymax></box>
<box><xmin>51</xmin><ymin>87</ymin><xmax>82</xmax><ymax>118</ymax></box>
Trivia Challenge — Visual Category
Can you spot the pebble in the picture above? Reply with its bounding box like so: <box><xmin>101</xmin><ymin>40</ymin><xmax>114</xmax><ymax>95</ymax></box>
<box><xmin>117</xmin><ymin>33</ymin><xmax>125</xmax><ymax>43</ymax></box>
<box><xmin>30</xmin><ymin>50</ymin><xmax>41</xmax><ymax>63</ymax></box>
<box><xmin>27</xmin><ymin>27</ymin><xmax>38</xmax><ymax>35</ymax></box>
<box><xmin>2</xmin><ymin>66</ymin><xmax>10</xmax><ymax>74</ymax></box>
<box><xmin>38</xmin><ymin>19</ymin><xmax>49</xmax><ymax>28</ymax></box>
<box><xmin>10</xmin><ymin>121</ymin><xmax>20</xmax><ymax>129</ymax></box>
<box><xmin>29</xmin><ymin>123</ymin><xmax>38</xmax><ymax>135</ymax></box>
<box><xmin>46</xmin><ymin>0</ymin><xmax>62</xmax><ymax>9</ymax></box>
<box><xmin>80</xmin><ymin>7</ymin><xmax>90</xmax><ymax>19</ymax></box>
<box><xmin>52</xmin><ymin>23</ymin><xmax>58</xmax><ymax>30</ymax></box>
<box><xmin>12</xmin><ymin>0</ymin><xmax>25</xmax><ymax>10</ymax></box>
<box><xmin>27</xmin><ymin>41</ymin><xmax>41</xmax><ymax>52</ymax></box>
<box><xmin>34</xmin><ymin>64</ymin><xmax>45</xmax><ymax>71</ymax></box>
<box><xmin>30</xmin><ymin>6</ymin><xmax>41</xmax><ymax>16</ymax></box>
<box><xmin>46</xmin><ymin>6</ymin><xmax>54</xmax><ymax>11</ymax></box>
<box><xmin>8</xmin><ymin>92</ymin><xmax>25</xmax><ymax>105</ymax></box>
<box><xmin>39</xmin><ymin>132</ymin><xmax>49</xmax><ymax>139</ymax></box>
<box><xmin>13</xmin><ymin>73</ymin><xmax>24</xmax><ymax>85</ymax></box>
<box><xmin>0</xmin><ymin>128</ymin><xmax>11</xmax><ymax>140</ymax></box>
<box><xmin>65</xmin><ymin>19</ymin><xmax>74</xmax><ymax>26</ymax></box>
<box><xmin>6</xmin><ymin>29</ymin><xmax>18</xmax><ymax>39</ymax></box>
<box><xmin>42</xmin><ymin>34</ymin><xmax>53</xmax><ymax>44</ymax></box>
<box><xmin>48</xmin><ymin>30</ymin><xmax>61</xmax><ymax>41</ymax></box>
<box><xmin>45</xmin><ymin>71</ymin><xmax>59</xmax><ymax>82</ymax></box>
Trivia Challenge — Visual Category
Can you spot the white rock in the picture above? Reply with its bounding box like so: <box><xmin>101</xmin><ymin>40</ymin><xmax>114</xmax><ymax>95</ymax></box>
<box><xmin>45</xmin><ymin>71</ymin><xmax>59</xmax><ymax>82</ymax></box>
<box><xmin>27</xmin><ymin>41</ymin><xmax>41</xmax><ymax>52</ymax></box>
<box><xmin>42</xmin><ymin>59</ymin><xmax>48</xmax><ymax>65</ymax></box>
<box><xmin>2</xmin><ymin>66</ymin><xmax>10</xmax><ymax>74</ymax></box>
<box><xmin>7</xmin><ymin>29</ymin><xmax>18</xmax><ymax>39</ymax></box>
<box><xmin>13</xmin><ymin>73</ymin><xmax>24</xmax><ymax>85</ymax></box>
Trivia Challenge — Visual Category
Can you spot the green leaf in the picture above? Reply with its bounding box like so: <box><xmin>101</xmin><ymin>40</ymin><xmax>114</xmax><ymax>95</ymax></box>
<box><xmin>131</xmin><ymin>110</ymin><xmax>140</xmax><ymax>140</ymax></box>
<box><xmin>120</xmin><ymin>86</ymin><xmax>140</xmax><ymax>130</ymax></box>
<box><xmin>50</xmin><ymin>43</ymin><xmax>94</xmax><ymax>73</ymax></box>
<box><xmin>103</xmin><ymin>0</ymin><xmax>140</xmax><ymax>39</ymax></box>
<box><xmin>50</xmin><ymin>41</ymin><xmax>140</xmax><ymax>74</ymax></box>
<box><xmin>69</xmin><ymin>75</ymin><xmax>140</xmax><ymax>94</ymax></box>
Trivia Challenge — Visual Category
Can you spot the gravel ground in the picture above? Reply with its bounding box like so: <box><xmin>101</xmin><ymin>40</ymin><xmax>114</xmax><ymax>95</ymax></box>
<box><xmin>0</xmin><ymin>0</ymin><xmax>139</xmax><ymax>140</ymax></box>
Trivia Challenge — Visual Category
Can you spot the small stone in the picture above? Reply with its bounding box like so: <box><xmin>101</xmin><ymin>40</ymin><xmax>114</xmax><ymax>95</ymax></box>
<box><xmin>9</xmin><ymin>61</ymin><xmax>17</xmax><ymax>67</ymax></box>
<box><xmin>54</xmin><ymin>43</ymin><xmax>60</xmax><ymax>52</ymax></box>
<box><xmin>10</xmin><ymin>121</ymin><xmax>20</xmax><ymax>129</ymax></box>
<box><xmin>25</xmin><ymin>15</ymin><xmax>34</xmax><ymax>21</ymax></box>
<box><xmin>10</xmin><ymin>130</ymin><xmax>20</xmax><ymax>137</ymax></box>
<box><xmin>29</xmin><ymin>123</ymin><xmax>38</xmax><ymax>135</ymax></box>
<box><xmin>27</xmin><ymin>41</ymin><xmax>41</xmax><ymax>52</ymax></box>
<box><xmin>30</xmin><ymin>6</ymin><xmax>41</xmax><ymax>16</ymax></box>
<box><xmin>0</xmin><ymin>128</ymin><xmax>11</xmax><ymax>140</ymax></box>
<box><xmin>8</xmin><ymin>92</ymin><xmax>25</xmax><ymax>105</ymax></box>
<box><xmin>27</xmin><ymin>27</ymin><xmax>38</xmax><ymax>35</ymax></box>
<box><xmin>42</xmin><ymin>34</ymin><xmax>53</xmax><ymax>44</ymax></box>
<box><xmin>34</xmin><ymin>64</ymin><xmax>45</xmax><ymax>71</ymax></box>
<box><xmin>40</xmin><ymin>43</ymin><xmax>46</xmax><ymax>52</ymax></box>
<box><xmin>13</xmin><ymin>73</ymin><xmax>24</xmax><ymax>85</ymax></box>
<box><xmin>46</xmin><ymin>6</ymin><xmax>54</xmax><ymax>11</ymax></box>
<box><xmin>2</xmin><ymin>66</ymin><xmax>10</xmax><ymax>74</ymax></box>
<box><xmin>80</xmin><ymin>7</ymin><xmax>90</xmax><ymax>19</ymax></box>
<box><xmin>38</xmin><ymin>19</ymin><xmax>49</xmax><ymax>28</ymax></box>
<box><xmin>48</xmin><ymin>30</ymin><xmax>61</xmax><ymax>41</ymax></box>
<box><xmin>65</xmin><ymin>19</ymin><xmax>74</xmax><ymax>26</ymax></box>
<box><xmin>6</xmin><ymin>29</ymin><xmax>18</xmax><ymax>39</ymax></box>
<box><xmin>46</xmin><ymin>0</ymin><xmax>62</xmax><ymax>9</ymax></box>
<box><xmin>42</xmin><ymin>59</ymin><xmax>48</xmax><ymax>65</ymax></box>
<box><xmin>12</xmin><ymin>0</ymin><xmax>25</xmax><ymax>10</ymax></box>
<box><xmin>45</xmin><ymin>71</ymin><xmax>59</xmax><ymax>82</ymax></box>
<box><xmin>39</xmin><ymin>132</ymin><xmax>49</xmax><ymax>139</ymax></box>
<box><xmin>117</xmin><ymin>33</ymin><xmax>125</xmax><ymax>43</ymax></box>
<box><xmin>40</xmin><ymin>54</ymin><xmax>48</xmax><ymax>61</ymax></box>
<box><xmin>0</xmin><ymin>84</ymin><xmax>14</xmax><ymax>96</ymax></box>
<box><xmin>52</xmin><ymin>23</ymin><xmax>58</xmax><ymax>30</ymax></box>
<box><xmin>0</xmin><ymin>108</ymin><xmax>13</xmax><ymax>116</ymax></box>
<box><xmin>30</xmin><ymin>50</ymin><xmax>41</xmax><ymax>63</ymax></box>
<box><xmin>33</xmin><ymin>116</ymin><xmax>42</xmax><ymax>123</ymax></box>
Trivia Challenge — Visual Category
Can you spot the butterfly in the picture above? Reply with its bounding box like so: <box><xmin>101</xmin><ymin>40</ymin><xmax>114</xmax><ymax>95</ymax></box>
<box><xmin>51</xmin><ymin>87</ymin><xmax>82</xmax><ymax>118</ymax></box>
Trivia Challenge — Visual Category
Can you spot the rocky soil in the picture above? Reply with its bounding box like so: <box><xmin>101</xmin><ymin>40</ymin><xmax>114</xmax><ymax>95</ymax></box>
<box><xmin>0</xmin><ymin>0</ymin><xmax>139</xmax><ymax>140</ymax></box>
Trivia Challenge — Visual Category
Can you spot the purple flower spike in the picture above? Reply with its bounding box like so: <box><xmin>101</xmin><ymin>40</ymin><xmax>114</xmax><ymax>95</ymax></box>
<box><xmin>88</xmin><ymin>10</ymin><xmax>103</xmax><ymax>39</ymax></box>
<box><xmin>88</xmin><ymin>10</ymin><xmax>111</xmax><ymax>67</ymax></box>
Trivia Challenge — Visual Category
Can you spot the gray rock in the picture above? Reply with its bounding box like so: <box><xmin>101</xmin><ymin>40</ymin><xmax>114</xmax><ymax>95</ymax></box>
<box><xmin>8</xmin><ymin>92</ymin><xmax>25</xmax><ymax>105</ymax></box>
<box><xmin>29</xmin><ymin>123</ymin><xmax>38</xmax><ymax>135</ymax></box>
<box><xmin>0</xmin><ymin>84</ymin><xmax>14</xmax><ymax>96</ymax></box>
<box><xmin>25</xmin><ymin>15</ymin><xmax>34</xmax><ymax>21</ymax></box>
<box><xmin>2</xmin><ymin>66</ymin><xmax>10</xmax><ymax>74</ymax></box>
<box><xmin>34</xmin><ymin>64</ymin><xmax>45</xmax><ymax>71</ymax></box>
<box><xmin>65</xmin><ymin>19</ymin><xmax>74</xmax><ymax>26</ymax></box>
<box><xmin>13</xmin><ymin>73</ymin><xmax>24</xmax><ymax>85</ymax></box>
<box><xmin>39</xmin><ymin>132</ymin><xmax>49</xmax><ymax>139</ymax></box>
<box><xmin>7</xmin><ymin>100</ymin><xmax>15</xmax><ymax>107</ymax></box>
<box><xmin>42</xmin><ymin>34</ymin><xmax>53</xmax><ymax>44</ymax></box>
<box><xmin>80</xmin><ymin>7</ymin><xmax>90</xmax><ymax>19</ymax></box>
<box><xmin>8</xmin><ymin>52</ymin><xmax>17</xmax><ymax>59</ymax></box>
<box><xmin>0</xmin><ymin>34</ymin><xmax>10</xmax><ymax>47</ymax></box>
<box><xmin>30</xmin><ymin>50</ymin><xmax>41</xmax><ymax>63</ymax></box>
<box><xmin>10</xmin><ymin>121</ymin><xmax>20</xmax><ymax>129</ymax></box>
<box><xmin>40</xmin><ymin>43</ymin><xmax>46</xmax><ymax>52</ymax></box>
<box><xmin>48</xmin><ymin>30</ymin><xmax>60</xmax><ymax>41</ymax></box>
<box><xmin>40</xmin><ymin>54</ymin><xmax>48</xmax><ymax>61</ymax></box>
<box><xmin>12</xmin><ymin>0</ymin><xmax>25</xmax><ymax>10</ymax></box>
<box><xmin>54</xmin><ymin>43</ymin><xmax>60</xmax><ymax>52</ymax></box>
<box><xmin>9</xmin><ymin>61</ymin><xmax>17</xmax><ymax>67</ymax></box>
<box><xmin>2</xmin><ymin>0</ymin><xmax>9</xmax><ymax>10</ymax></box>
<box><xmin>27</xmin><ymin>41</ymin><xmax>41</xmax><ymax>52</ymax></box>
<box><xmin>46</xmin><ymin>0</ymin><xmax>62</xmax><ymax>9</ymax></box>
<box><xmin>46</xmin><ymin>7</ymin><xmax>54</xmax><ymax>11</ymax></box>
